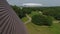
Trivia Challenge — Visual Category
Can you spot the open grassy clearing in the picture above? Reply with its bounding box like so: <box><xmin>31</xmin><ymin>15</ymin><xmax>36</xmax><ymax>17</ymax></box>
<box><xmin>25</xmin><ymin>22</ymin><xmax>60</xmax><ymax>34</ymax></box>
<box><xmin>26</xmin><ymin>22</ymin><xmax>51</xmax><ymax>34</ymax></box>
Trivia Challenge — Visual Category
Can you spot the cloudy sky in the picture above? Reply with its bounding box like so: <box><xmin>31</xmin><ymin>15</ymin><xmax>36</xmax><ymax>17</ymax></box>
<box><xmin>7</xmin><ymin>0</ymin><xmax>60</xmax><ymax>6</ymax></box>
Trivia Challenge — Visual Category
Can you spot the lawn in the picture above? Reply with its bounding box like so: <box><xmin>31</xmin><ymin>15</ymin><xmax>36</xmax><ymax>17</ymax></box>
<box><xmin>50</xmin><ymin>23</ymin><xmax>60</xmax><ymax>34</ymax></box>
<box><xmin>25</xmin><ymin>22</ymin><xmax>60</xmax><ymax>34</ymax></box>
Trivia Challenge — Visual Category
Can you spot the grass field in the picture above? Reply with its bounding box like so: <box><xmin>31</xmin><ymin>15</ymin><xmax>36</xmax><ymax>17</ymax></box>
<box><xmin>25</xmin><ymin>22</ymin><xmax>60</xmax><ymax>34</ymax></box>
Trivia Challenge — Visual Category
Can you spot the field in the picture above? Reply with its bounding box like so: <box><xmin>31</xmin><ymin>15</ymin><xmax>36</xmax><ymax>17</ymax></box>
<box><xmin>25</xmin><ymin>22</ymin><xmax>60</xmax><ymax>34</ymax></box>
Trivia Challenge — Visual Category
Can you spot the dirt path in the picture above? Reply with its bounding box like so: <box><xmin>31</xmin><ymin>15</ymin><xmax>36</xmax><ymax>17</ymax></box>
<box><xmin>24</xmin><ymin>14</ymin><xmax>31</xmax><ymax>24</ymax></box>
<box><xmin>53</xmin><ymin>20</ymin><xmax>60</xmax><ymax>23</ymax></box>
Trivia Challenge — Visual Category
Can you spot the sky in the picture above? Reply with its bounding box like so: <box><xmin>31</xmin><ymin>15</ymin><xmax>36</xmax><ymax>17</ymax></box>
<box><xmin>7</xmin><ymin>0</ymin><xmax>60</xmax><ymax>6</ymax></box>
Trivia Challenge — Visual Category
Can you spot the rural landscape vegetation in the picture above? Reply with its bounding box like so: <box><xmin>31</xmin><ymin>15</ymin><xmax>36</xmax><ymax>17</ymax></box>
<box><xmin>11</xmin><ymin>5</ymin><xmax>60</xmax><ymax>34</ymax></box>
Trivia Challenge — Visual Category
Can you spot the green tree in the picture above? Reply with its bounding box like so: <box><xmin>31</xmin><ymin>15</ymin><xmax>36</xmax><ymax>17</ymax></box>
<box><xmin>32</xmin><ymin>13</ymin><xmax>53</xmax><ymax>26</ymax></box>
<box><xmin>11</xmin><ymin>5</ymin><xmax>26</xmax><ymax>18</ymax></box>
<box><xmin>42</xmin><ymin>7</ymin><xmax>60</xmax><ymax>20</ymax></box>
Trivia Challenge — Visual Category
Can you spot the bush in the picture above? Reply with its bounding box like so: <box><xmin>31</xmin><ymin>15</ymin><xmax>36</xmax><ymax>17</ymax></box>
<box><xmin>32</xmin><ymin>14</ymin><xmax>53</xmax><ymax>26</ymax></box>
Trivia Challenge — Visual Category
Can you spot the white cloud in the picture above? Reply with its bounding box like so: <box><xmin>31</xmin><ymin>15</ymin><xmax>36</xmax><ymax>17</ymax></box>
<box><xmin>22</xmin><ymin>3</ymin><xmax>43</xmax><ymax>7</ymax></box>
